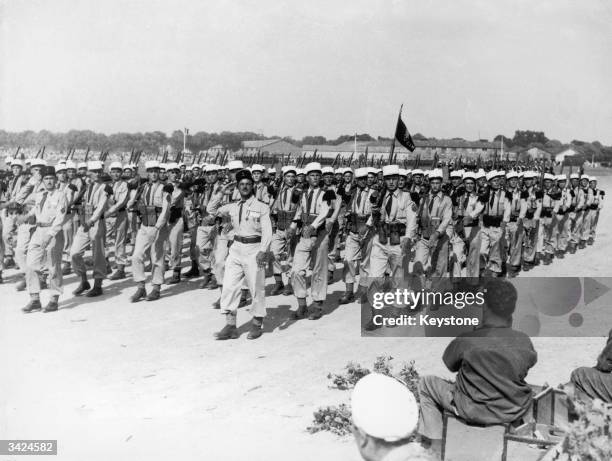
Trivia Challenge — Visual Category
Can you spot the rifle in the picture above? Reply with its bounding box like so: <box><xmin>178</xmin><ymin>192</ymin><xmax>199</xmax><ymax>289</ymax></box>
<box><xmin>15</xmin><ymin>146</ymin><xmax>21</xmax><ymax>159</ymax></box>
<box><xmin>84</xmin><ymin>147</ymin><xmax>91</xmax><ymax>163</ymax></box>
<box><xmin>331</xmin><ymin>153</ymin><xmax>340</xmax><ymax>168</ymax></box>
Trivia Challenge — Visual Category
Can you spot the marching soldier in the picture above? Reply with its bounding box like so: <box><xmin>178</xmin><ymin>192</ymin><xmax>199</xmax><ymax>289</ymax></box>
<box><xmin>269</xmin><ymin>165</ymin><xmax>300</xmax><ymax>296</ymax></box>
<box><xmin>214</xmin><ymin>168</ymin><xmax>272</xmax><ymax>341</ymax></box>
<box><xmin>129</xmin><ymin>160</ymin><xmax>172</xmax><ymax>302</ymax></box>
<box><xmin>567</xmin><ymin>172</ymin><xmax>583</xmax><ymax>254</ymax></box>
<box><xmin>480</xmin><ymin>170</ymin><xmax>511</xmax><ymax>276</ymax></box>
<box><xmin>553</xmin><ymin>174</ymin><xmax>571</xmax><ymax>258</ymax></box>
<box><xmin>22</xmin><ymin>166</ymin><xmax>68</xmax><ymax>313</ymax></box>
<box><xmin>539</xmin><ymin>173</ymin><xmax>560</xmax><ymax>265</ymax></box>
<box><xmin>165</xmin><ymin>163</ymin><xmax>187</xmax><ymax>284</ymax></box>
<box><xmin>70</xmin><ymin>160</ymin><xmax>111</xmax><ymax>297</ymax></box>
<box><xmin>63</xmin><ymin>160</ymin><xmax>87</xmax><ymax>275</ymax></box>
<box><xmin>339</xmin><ymin>167</ymin><xmax>374</xmax><ymax>304</ymax></box>
<box><xmin>578</xmin><ymin>174</ymin><xmax>594</xmax><ymax>249</ymax></box>
<box><xmin>251</xmin><ymin>164</ymin><xmax>272</xmax><ymax>205</ymax></box>
<box><xmin>505</xmin><ymin>171</ymin><xmax>527</xmax><ymax>276</ymax></box>
<box><xmin>521</xmin><ymin>171</ymin><xmax>542</xmax><ymax>270</ymax></box>
<box><xmin>1</xmin><ymin>158</ymin><xmax>28</xmax><ymax>273</ymax></box>
<box><xmin>55</xmin><ymin>162</ymin><xmax>78</xmax><ymax>275</ymax></box>
<box><xmin>321</xmin><ymin>166</ymin><xmax>342</xmax><ymax>284</ymax></box>
<box><xmin>588</xmin><ymin>177</ymin><xmax>604</xmax><ymax>245</ymax></box>
<box><xmin>106</xmin><ymin>161</ymin><xmax>130</xmax><ymax>280</ymax></box>
<box><xmin>288</xmin><ymin>162</ymin><xmax>334</xmax><ymax>320</ymax></box>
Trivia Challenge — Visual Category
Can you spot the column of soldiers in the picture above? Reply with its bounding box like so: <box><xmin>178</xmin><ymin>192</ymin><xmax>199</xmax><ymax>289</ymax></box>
<box><xmin>0</xmin><ymin>155</ymin><xmax>605</xmax><ymax>339</ymax></box>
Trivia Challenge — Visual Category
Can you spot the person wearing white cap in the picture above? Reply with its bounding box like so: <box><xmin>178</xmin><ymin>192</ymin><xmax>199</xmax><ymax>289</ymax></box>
<box><xmin>129</xmin><ymin>160</ymin><xmax>173</xmax><ymax>302</ymax></box>
<box><xmin>413</xmin><ymin>168</ymin><xmax>452</xmax><ymax>296</ymax></box>
<box><xmin>410</xmin><ymin>169</ymin><xmax>425</xmax><ymax>194</ymax></box>
<box><xmin>521</xmin><ymin>171</ymin><xmax>543</xmax><ymax>268</ymax></box>
<box><xmin>480</xmin><ymin>170</ymin><xmax>511</xmax><ymax>276</ymax></box>
<box><xmin>553</xmin><ymin>173</ymin><xmax>572</xmax><ymax>258</ymax></box>
<box><xmin>287</xmin><ymin>161</ymin><xmax>334</xmax><ymax>320</ymax></box>
<box><xmin>339</xmin><ymin>167</ymin><xmax>375</xmax><ymax>304</ymax></box>
<box><xmin>77</xmin><ymin>162</ymin><xmax>88</xmax><ymax>178</ymax></box>
<box><xmin>269</xmin><ymin>165</ymin><xmax>300</xmax><ymax>296</ymax></box>
<box><xmin>587</xmin><ymin>177</ymin><xmax>604</xmax><ymax>245</ymax></box>
<box><xmin>475</xmin><ymin>168</ymin><xmax>487</xmax><ymax>189</ymax></box>
<box><xmin>164</xmin><ymin>163</ymin><xmax>187</xmax><ymax>285</ymax></box>
<box><xmin>54</xmin><ymin>162</ymin><xmax>78</xmax><ymax>276</ymax></box>
<box><xmin>449</xmin><ymin>171</ymin><xmax>485</xmax><ymax>280</ymax></box>
<box><xmin>69</xmin><ymin>160</ymin><xmax>111</xmax><ymax>297</ymax></box>
<box><xmin>250</xmin><ymin>164</ymin><xmax>271</xmax><ymax>205</ymax></box>
<box><xmin>565</xmin><ymin>172</ymin><xmax>584</xmax><ymax>254</ymax></box>
<box><xmin>321</xmin><ymin>165</ymin><xmax>342</xmax><ymax>284</ymax></box>
<box><xmin>189</xmin><ymin>163</ymin><xmax>222</xmax><ymax>288</ymax></box>
<box><xmin>576</xmin><ymin>174</ymin><xmax>595</xmax><ymax>249</ymax></box>
<box><xmin>21</xmin><ymin>166</ymin><xmax>70</xmax><ymax>313</ymax></box>
<box><xmin>351</xmin><ymin>373</ymin><xmax>430</xmax><ymax>461</ymax></box>
<box><xmin>504</xmin><ymin>171</ymin><xmax>528</xmax><ymax>277</ymax></box>
<box><xmin>104</xmin><ymin>161</ymin><xmax>130</xmax><ymax>281</ymax></box>
<box><xmin>1</xmin><ymin>158</ymin><xmax>28</xmax><ymax>272</ymax></box>
<box><xmin>62</xmin><ymin>160</ymin><xmax>87</xmax><ymax>274</ymax></box>
<box><xmin>537</xmin><ymin>173</ymin><xmax>561</xmax><ymax>266</ymax></box>
<box><xmin>418</xmin><ymin>279</ymin><xmax>537</xmax><ymax>457</ymax></box>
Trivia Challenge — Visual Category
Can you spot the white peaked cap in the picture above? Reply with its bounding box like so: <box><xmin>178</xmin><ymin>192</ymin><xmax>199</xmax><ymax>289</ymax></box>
<box><xmin>506</xmin><ymin>171</ymin><xmax>518</xmax><ymax>179</ymax></box>
<box><xmin>351</xmin><ymin>373</ymin><xmax>419</xmax><ymax>442</ymax></box>
<box><xmin>55</xmin><ymin>162</ymin><xmax>67</xmax><ymax>172</ymax></box>
<box><xmin>322</xmin><ymin>166</ymin><xmax>335</xmax><ymax>175</ymax></box>
<box><xmin>569</xmin><ymin>173</ymin><xmax>579</xmax><ymax>179</ymax></box>
<box><xmin>475</xmin><ymin>168</ymin><xmax>486</xmax><ymax>179</ymax></box>
<box><xmin>109</xmin><ymin>161</ymin><xmax>123</xmax><ymax>170</ymax></box>
<box><xmin>145</xmin><ymin>160</ymin><xmax>160</xmax><ymax>170</ymax></box>
<box><xmin>429</xmin><ymin>168</ymin><xmax>444</xmax><ymax>180</ymax></box>
<box><xmin>462</xmin><ymin>171</ymin><xmax>476</xmax><ymax>181</ymax></box>
<box><xmin>65</xmin><ymin>160</ymin><xmax>77</xmax><ymax>170</ymax></box>
<box><xmin>251</xmin><ymin>164</ymin><xmax>264</xmax><ymax>172</ymax></box>
<box><xmin>412</xmin><ymin>168</ymin><xmax>424</xmax><ymax>176</ymax></box>
<box><xmin>30</xmin><ymin>158</ymin><xmax>47</xmax><ymax>167</ymax></box>
<box><xmin>544</xmin><ymin>173</ymin><xmax>555</xmax><ymax>181</ymax></box>
<box><xmin>354</xmin><ymin>167</ymin><xmax>368</xmax><ymax>178</ymax></box>
<box><xmin>77</xmin><ymin>162</ymin><xmax>88</xmax><ymax>169</ymax></box>
<box><xmin>166</xmin><ymin>162</ymin><xmax>180</xmax><ymax>171</ymax></box>
<box><xmin>282</xmin><ymin>165</ymin><xmax>296</xmax><ymax>175</ymax></box>
<box><xmin>382</xmin><ymin>164</ymin><xmax>400</xmax><ymax>177</ymax></box>
<box><xmin>398</xmin><ymin>168</ymin><xmax>408</xmax><ymax>177</ymax></box>
<box><xmin>305</xmin><ymin>162</ymin><xmax>322</xmax><ymax>174</ymax></box>
<box><xmin>226</xmin><ymin>160</ymin><xmax>244</xmax><ymax>171</ymax></box>
<box><xmin>87</xmin><ymin>160</ymin><xmax>103</xmax><ymax>171</ymax></box>
<box><xmin>450</xmin><ymin>169</ymin><xmax>463</xmax><ymax>178</ymax></box>
<box><xmin>268</xmin><ymin>167</ymin><xmax>276</xmax><ymax>174</ymax></box>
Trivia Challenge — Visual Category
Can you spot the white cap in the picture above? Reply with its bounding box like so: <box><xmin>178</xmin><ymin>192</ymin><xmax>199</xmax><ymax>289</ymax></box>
<box><xmin>524</xmin><ymin>171</ymin><xmax>537</xmax><ymax>179</ymax></box>
<box><xmin>462</xmin><ymin>171</ymin><xmax>476</xmax><ymax>181</ymax></box>
<box><xmin>11</xmin><ymin>159</ymin><xmax>24</xmax><ymax>168</ymax></box>
<box><xmin>475</xmin><ymin>168</ymin><xmax>486</xmax><ymax>179</ymax></box>
<box><xmin>296</xmin><ymin>168</ymin><xmax>305</xmax><ymax>175</ymax></box>
<box><xmin>589</xmin><ymin>176</ymin><xmax>597</xmax><ymax>182</ymax></box>
<box><xmin>544</xmin><ymin>173</ymin><xmax>555</xmax><ymax>181</ymax></box>
<box><xmin>77</xmin><ymin>162</ymin><xmax>88</xmax><ymax>169</ymax></box>
<box><xmin>450</xmin><ymin>169</ymin><xmax>463</xmax><ymax>179</ymax></box>
<box><xmin>192</xmin><ymin>164</ymin><xmax>201</xmax><ymax>169</ymax></box>
<box><xmin>178</xmin><ymin>162</ymin><xmax>186</xmax><ymax>168</ymax></box>
<box><xmin>429</xmin><ymin>168</ymin><xmax>444</xmax><ymax>180</ymax></box>
<box><xmin>205</xmin><ymin>164</ymin><xmax>219</xmax><ymax>173</ymax></box>
<box><xmin>322</xmin><ymin>166</ymin><xmax>335</xmax><ymax>175</ymax></box>
<box><xmin>412</xmin><ymin>168</ymin><xmax>424</xmax><ymax>176</ymax></box>
<box><xmin>382</xmin><ymin>164</ymin><xmax>400</xmax><ymax>177</ymax></box>
<box><xmin>556</xmin><ymin>174</ymin><xmax>567</xmax><ymax>181</ymax></box>
<box><xmin>366</xmin><ymin>167</ymin><xmax>377</xmax><ymax>176</ymax></box>
<box><xmin>354</xmin><ymin>167</ymin><xmax>368</xmax><ymax>178</ymax></box>
<box><xmin>251</xmin><ymin>164</ymin><xmax>264</xmax><ymax>173</ymax></box>
<box><xmin>398</xmin><ymin>168</ymin><xmax>408</xmax><ymax>177</ymax></box>
<box><xmin>25</xmin><ymin>158</ymin><xmax>34</xmax><ymax>165</ymax></box>
<box><xmin>486</xmin><ymin>170</ymin><xmax>503</xmax><ymax>181</ymax></box>
<box><xmin>351</xmin><ymin>373</ymin><xmax>419</xmax><ymax>442</ymax></box>
<box><xmin>30</xmin><ymin>158</ymin><xmax>47</xmax><ymax>168</ymax></box>
<box><xmin>5</xmin><ymin>156</ymin><xmax>14</xmax><ymax>165</ymax></box>
<box><xmin>343</xmin><ymin>168</ymin><xmax>354</xmax><ymax>175</ymax></box>
<box><xmin>282</xmin><ymin>165</ymin><xmax>296</xmax><ymax>175</ymax></box>
<box><xmin>66</xmin><ymin>160</ymin><xmax>77</xmax><ymax>170</ymax></box>
<box><xmin>227</xmin><ymin>160</ymin><xmax>244</xmax><ymax>171</ymax></box>
<box><xmin>87</xmin><ymin>160</ymin><xmax>103</xmax><ymax>171</ymax></box>
<box><xmin>109</xmin><ymin>161</ymin><xmax>123</xmax><ymax>170</ymax></box>
<box><xmin>186</xmin><ymin>165</ymin><xmax>193</xmax><ymax>171</ymax></box>
<box><xmin>506</xmin><ymin>171</ymin><xmax>518</xmax><ymax>180</ymax></box>
<box><xmin>55</xmin><ymin>162</ymin><xmax>67</xmax><ymax>173</ymax></box>
<box><xmin>268</xmin><ymin>167</ymin><xmax>276</xmax><ymax>174</ymax></box>
<box><xmin>305</xmin><ymin>162</ymin><xmax>322</xmax><ymax>174</ymax></box>
<box><xmin>159</xmin><ymin>163</ymin><xmax>167</xmax><ymax>171</ymax></box>
<box><xmin>166</xmin><ymin>162</ymin><xmax>180</xmax><ymax>171</ymax></box>
<box><xmin>570</xmin><ymin>172</ymin><xmax>580</xmax><ymax>179</ymax></box>
<box><xmin>581</xmin><ymin>174</ymin><xmax>590</xmax><ymax>181</ymax></box>
<box><xmin>145</xmin><ymin>160</ymin><xmax>160</xmax><ymax>170</ymax></box>
<box><xmin>123</xmin><ymin>164</ymin><xmax>134</xmax><ymax>170</ymax></box>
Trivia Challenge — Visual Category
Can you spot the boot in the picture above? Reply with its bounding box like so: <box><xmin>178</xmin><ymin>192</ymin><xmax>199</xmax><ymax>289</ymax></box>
<box><xmin>85</xmin><ymin>279</ymin><xmax>103</xmax><ymax>297</ymax></box>
<box><xmin>109</xmin><ymin>265</ymin><xmax>126</xmax><ymax>280</ymax></box>
<box><xmin>212</xmin><ymin>297</ymin><xmax>221</xmax><ymax>309</ymax></box>
<box><xmin>568</xmin><ymin>243</ymin><xmax>577</xmax><ymax>254</ymax></box>
<box><xmin>206</xmin><ymin>275</ymin><xmax>219</xmax><ymax>290</ymax></box>
<box><xmin>543</xmin><ymin>254</ymin><xmax>552</xmax><ymax>265</ymax></box>
<box><xmin>146</xmin><ymin>285</ymin><xmax>161</xmax><ymax>301</ymax></box>
<box><xmin>339</xmin><ymin>283</ymin><xmax>355</xmax><ymax>304</ymax></box>
<box><xmin>0</xmin><ymin>271</ymin><xmax>3</xmax><ymax>284</ymax></box>
<box><xmin>507</xmin><ymin>265</ymin><xmax>521</xmax><ymax>278</ymax></box>
<box><xmin>355</xmin><ymin>285</ymin><xmax>368</xmax><ymax>303</ymax></box>
<box><xmin>184</xmin><ymin>260</ymin><xmax>200</xmax><ymax>278</ymax></box>
<box><xmin>308</xmin><ymin>300</ymin><xmax>324</xmax><ymax>320</ymax></box>
<box><xmin>328</xmin><ymin>270</ymin><xmax>334</xmax><ymax>285</ymax></box>
<box><xmin>215</xmin><ymin>324</ymin><xmax>239</xmax><ymax>340</ymax></box>
<box><xmin>22</xmin><ymin>298</ymin><xmax>42</xmax><ymax>313</ymax></box>
<box><xmin>578</xmin><ymin>240</ymin><xmax>586</xmax><ymax>249</ymax></box>
<box><xmin>43</xmin><ymin>298</ymin><xmax>59</xmax><ymax>313</ymax></box>
<box><xmin>199</xmin><ymin>270</ymin><xmax>212</xmax><ymax>289</ymax></box>
<box><xmin>588</xmin><ymin>237</ymin><xmax>594</xmax><ymax>246</ymax></box>
<box><xmin>292</xmin><ymin>298</ymin><xmax>308</xmax><ymax>319</ymax></box>
<box><xmin>363</xmin><ymin>307</ymin><xmax>381</xmax><ymax>331</ymax></box>
<box><xmin>61</xmin><ymin>261</ymin><xmax>72</xmax><ymax>275</ymax></box>
<box><xmin>238</xmin><ymin>289</ymin><xmax>251</xmax><ymax>308</ymax></box>
<box><xmin>168</xmin><ymin>269</ymin><xmax>181</xmax><ymax>285</ymax></box>
<box><xmin>247</xmin><ymin>317</ymin><xmax>264</xmax><ymax>340</ymax></box>
<box><xmin>270</xmin><ymin>275</ymin><xmax>284</xmax><ymax>296</ymax></box>
<box><xmin>164</xmin><ymin>260</ymin><xmax>170</xmax><ymax>272</ymax></box>
<box><xmin>106</xmin><ymin>259</ymin><xmax>112</xmax><ymax>275</ymax></box>
<box><xmin>535</xmin><ymin>253</ymin><xmax>542</xmax><ymax>265</ymax></box>
<box><xmin>4</xmin><ymin>256</ymin><xmax>15</xmax><ymax>269</ymax></box>
<box><xmin>73</xmin><ymin>278</ymin><xmax>91</xmax><ymax>296</ymax></box>
<box><xmin>556</xmin><ymin>250</ymin><xmax>565</xmax><ymax>259</ymax></box>
<box><xmin>130</xmin><ymin>286</ymin><xmax>147</xmax><ymax>303</ymax></box>
<box><xmin>282</xmin><ymin>284</ymin><xmax>293</xmax><ymax>296</ymax></box>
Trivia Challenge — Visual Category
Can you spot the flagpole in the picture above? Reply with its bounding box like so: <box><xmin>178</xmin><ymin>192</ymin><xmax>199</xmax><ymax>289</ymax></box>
<box><xmin>390</xmin><ymin>104</ymin><xmax>403</xmax><ymax>165</ymax></box>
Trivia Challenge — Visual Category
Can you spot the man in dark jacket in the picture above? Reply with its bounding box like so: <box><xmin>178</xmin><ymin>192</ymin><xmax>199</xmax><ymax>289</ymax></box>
<box><xmin>417</xmin><ymin>279</ymin><xmax>538</xmax><ymax>456</ymax></box>
<box><xmin>569</xmin><ymin>329</ymin><xmax>612</xmax><ymax>403</ymax></box>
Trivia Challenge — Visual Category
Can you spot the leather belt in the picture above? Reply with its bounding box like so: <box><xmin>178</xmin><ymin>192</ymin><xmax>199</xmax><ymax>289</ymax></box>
<box><xmin>37</xmin><ymin>223</ymin><xmax>52</xmax><ymax>228</ymax></box>
<box><xmin>234</xmin><ymin>235</ymin><xmax>262</xmax><ymax>244</ymax></box>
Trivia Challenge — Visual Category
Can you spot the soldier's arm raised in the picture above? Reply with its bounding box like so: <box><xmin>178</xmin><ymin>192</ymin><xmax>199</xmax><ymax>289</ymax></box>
<box><xmin>155</xmin><ymin>189</ymin><xmax>172</xmax><ymax>229</ymax></box>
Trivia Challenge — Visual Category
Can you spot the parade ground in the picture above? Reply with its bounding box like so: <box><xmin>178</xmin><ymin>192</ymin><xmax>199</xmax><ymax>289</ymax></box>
<box><xmin>1</xmin><ymin>170</ymin><xmax>610</xmax><ymax>461</ymax></box>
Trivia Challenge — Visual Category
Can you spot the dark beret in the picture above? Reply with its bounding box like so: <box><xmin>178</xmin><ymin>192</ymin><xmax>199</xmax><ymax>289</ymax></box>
<box><xmin>42</xmin><ymin>166</ymin><xmax>56</xmax><ymax>177</ymax></box>
<box><xmin>236</xmin><ymin>169</ymin><xmax>253</xmax><ymax>183</ymax></box>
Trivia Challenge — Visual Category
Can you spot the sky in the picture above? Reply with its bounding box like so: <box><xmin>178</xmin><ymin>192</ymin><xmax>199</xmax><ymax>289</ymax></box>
<box><xmin>1</xmin><ymin>0</ymin><xmax>612</xmax><ymax>143</ymax></box>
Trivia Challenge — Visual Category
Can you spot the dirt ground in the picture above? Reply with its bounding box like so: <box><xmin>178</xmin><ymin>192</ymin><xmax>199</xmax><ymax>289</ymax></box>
<box><xmin>1</xmin><ymin>171</ymin><xmax>611</xmax><ymax>461</ymax></box>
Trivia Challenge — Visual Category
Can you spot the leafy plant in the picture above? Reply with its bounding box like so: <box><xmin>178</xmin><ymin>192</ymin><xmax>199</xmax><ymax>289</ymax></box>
<box><xmin>560</xmin><ymin>399</ymin><xmax>612</xmax><ymax>461</ymax></box>
<box><xmin>307</xmin><ymin>404</ymin><xmax>352</xmax><ymax>436</ymax></box>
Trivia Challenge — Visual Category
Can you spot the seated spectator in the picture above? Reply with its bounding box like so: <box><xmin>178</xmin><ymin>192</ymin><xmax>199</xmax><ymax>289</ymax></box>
<box><xmin>351</xmin><ymin>373</ymin><xmax>434</xmax><ymax>461</ymax></box>
<box><xmin>417</xmin><ymin>279</ymin><xmax>538</xmax><ymax>457</ymax></box>
<box><xmin>569</xmin><ymin>329</ymin><xmax>612</xmax><ymax>403</ymax></box>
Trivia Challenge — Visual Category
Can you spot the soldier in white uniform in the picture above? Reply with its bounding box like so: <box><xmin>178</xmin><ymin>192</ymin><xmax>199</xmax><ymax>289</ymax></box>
<box><xmin>165</xmin><ymin>163</ymin><xmax>186</xmax><ymax>284</ymax></box>
<box><xmin>251</xmin><ymin>164</ymin><xmax>271</xmax><ymax>205</ymax></box>
<box><xmin>588</xmin><ymin>177</ymin><xmax>604</xmax><ymax>244</ymax></box>
<box><xmin>578</xmin><ymin>174</ymin><xmax>594</xmax><ymax>249</ymax></box>
<box><xmin>287</xmin><ymin>162</ymin><xmax>334</xmax><ymax>321</ymax></box>
<box><xmin>480</xmin><ymin>170</ymin><xmax>511</xmax><ymax>276</ymax></box>
<box><xmin>70</xmin><ymin>160</ymin><xmax>111</xmax><ymax>297</ymax></box>
<box><xmin>504</xmin><ymin>171</ymin><xmax>527</xmax><ymax>276</ymax></box>
<box><xmin>22</xmin><ymin>166</ymin><xmax>69</xmax><ymax>313</ymax></box>
<box><xmin>129</xmin><ymin>160</ymin><xmax>172</xmax><ymax>302</ymax></box>
<box><xmin>106</xmin><ymin>161</ymin><xmax>130</xmax><ymax>280</ymax></box>
<box><xmin>214</xmin><ymin>169</ymin><xmax>272</xmax><ymax>341</ymax></box>
<box><xmin>1</xmin><ymin>158</ymin><xmax>28</xmax><ymax>272</ymax></box>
